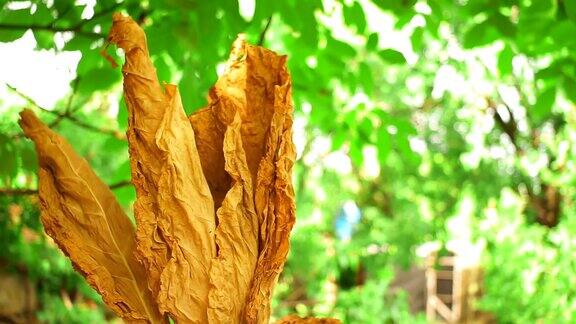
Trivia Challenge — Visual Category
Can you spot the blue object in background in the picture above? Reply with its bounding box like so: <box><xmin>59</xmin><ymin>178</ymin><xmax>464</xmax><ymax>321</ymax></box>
<box><xmin>335</xmin><ymin>201</ymin><xmax>362</xmax><ymax>241</ymax></box>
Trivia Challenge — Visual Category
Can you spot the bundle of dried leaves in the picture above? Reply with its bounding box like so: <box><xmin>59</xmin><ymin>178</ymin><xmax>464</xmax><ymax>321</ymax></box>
<box><xmin>18</xmin><ymin>13</ymin><xmax>336</xmax><ymax>324</ymax></box>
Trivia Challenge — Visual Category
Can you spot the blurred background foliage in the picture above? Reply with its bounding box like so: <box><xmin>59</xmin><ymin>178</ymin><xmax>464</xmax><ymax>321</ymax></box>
<box><xmin>1</xmin><ymin>0</ymin><xmax>576</xmax><ymax>322</ymax></box>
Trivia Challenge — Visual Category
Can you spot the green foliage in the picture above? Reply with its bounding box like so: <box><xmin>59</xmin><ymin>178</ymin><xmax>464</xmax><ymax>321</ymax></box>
<box><xmin>2</xmin><ymin>0</ymin><xmax>576</xmax><ymax>322</ymax></box>
<box><xmin>0</xmin><ymin>196</ymin><xmax>108</xmax><ymax>322</ymax></box>
<box><xmin>37</xmin><ymin>294</ymin><xmax>107</xmax><ymax>324</ymax></box>
<box><xmin>477</xmin><ymin>189</ymin><xmax>576</xmax><ymax>322</ymax></box>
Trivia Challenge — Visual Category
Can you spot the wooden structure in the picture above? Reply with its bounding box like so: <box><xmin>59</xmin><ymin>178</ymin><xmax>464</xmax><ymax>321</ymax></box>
<box><xmin>388</xmin><ymin>266</ymin><xmax>427</xmax><ymax>313</ymax></box>
<box><xmin>424</xmin><ymin>250</ymin><xmax>492</xmax><ymax>323</ymax></box>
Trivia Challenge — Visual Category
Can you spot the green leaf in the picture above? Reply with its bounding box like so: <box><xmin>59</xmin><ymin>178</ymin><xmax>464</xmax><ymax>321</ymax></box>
<box><xmin>64</xmin><ymin>36</ymin><xmax>94</xmax><ymax>51</ymax></box>
<box><xmin>498</xmin><ymin>45</ymin><xmax>514</xmax><ymax>77</ymax></box>
<box><xmin>326</xmin><ymin>36</ymin><xmax>356</xmax><ymax>58</ymax></box>
<box><xmin>146</xmin><ymin>23</ymin><xmax>183</xmax><ymax>60</ymax></box>
<box><xmin>344</xmin><ymin>108</ymin><xmax>359</xmax><ymax>126</ymax></box>
<box><xmin>373</xmin><ymin>0</ymin><xmax>415</xmax><ymax>14</ymax></box>
<box><xmin>522</xmin><ymin>0</ymin><xmax>557</xmax><ymax>17</ymax></box>
<box><xmin>19</xmin><ymin>142</ymin><xmax>37</xmax><ymax>172</ymax></box>
<box><xmin>179</xmin><ymin>62</ymin><xmax>212</xmax><ymax>114</ymax></box>
<box><xmin>533</xmin><ymin>86</ymin><xmax>556</xmax><ymax>121</ymax></box>
<box><xmin>359</xmin><ymin>118</ymin><xmax>373</xmax><ymax>141</ymax></box>
<box><xmin>76</xmin><ymin>53</ymin><xmax>100</xmax><ymax>75</ymax></box>
<box><xmin>31</xmin><ymin>2</ymin><xmax>53</xmax><ymax>25</ymax></box>
<box><xmin>0</xmin><ymin>9</ymin><xmax>31</xmax><ymax>42</ymax></box>
<box><xmin>152</xmin><ymin>54</ymin><xmax>172</xmax><ymax>84</ymax></box>
<box><xmin>490</xmin><ymin>13</ymin><xmax>516</xmax><ymax>38</ymax></box>
<box><xmin>563</xmin><ymin>76</ymin><xmax>576</xmax><ymax>103</ymax></box>
<box><xmin>377</xmin><ymin>128</ymin><xmax>391</xmax><ymax>165</ymax></box>
<box><xmin>33</xmin><ymin>31</ymin><xmax>54</xmax><ymax>50</ymax></box>
<box><xmin>463</xmin><ymin>21</ymin><xmax>499</xmax><ymax>48</ymax></box>
<box><xmin>536</xmin><ymin>63</ymin><xmax>561</xmax><ymax>81</ymax></box>
<box><xmin>393</xmin><ymin>118</ymin><xmax>416</xmax><ymax>135</ymax></box>
<box><xmin>378</xmin><ymin>49</ymin><xmax>406</xmax><ymax>64</ymax></box>
<box><xmin>395</xmin><ymin>11</ymin><xmax>415</xmax><ymax>29</ymax></box>
<box><xmin>550</xmin><ymin>20</ymin><xmax>576</xmax><ymax>47</ymax></box>
<box><xmin>411</xmin><ymin>27</ymin><xmax>424</xmax><ymax>53</ymax></box>
<box><xmin>349</xmin><ymin>141</ymin><xmax>364</xmax><ymax>166</ymax></box>
<box><xmin>0</xmin><ymin>8</ymin><xmax>32</xmax><ymax>25</ymax></box>
<box><xmin>343</xmin><ymin>1</ymin><xmax>366</xmax><ymax>34</ymax></box>
<box><xmin>117</xmin><ymin>96</ymin><xmax>128</xmax><ymax>129</ymax></box>
<box><xmin>113</xmin><ymin>186</ymin><xmax>136</xmax><ymax>208</ymax></box>
<box><xmin>359</xmin><ymin>62</ymin><xmax>374</xmax><ymax>95</ymax></box>
<box><xmin>253</xmin><ymin>0</ymin><xmax>274</xmax><ymax>22</ymax></box>
<box><xmin>566</xmin><ymin>0</ymin><xmax>576</xmax><ymax>21</ymax></box>
<box><xmin>281</xmin><ymin>0</ymin><xmax>319</xmax><ymax>48</ymax></box>
<box><xmin>396</xmin><ymin>136</ymin><xmax>419</xmax><ymax>167</ymax></box>
<box><xmin>332</xmin><ymin>131</ymin><xmax>347</xmax><ymax>151</ymax></box>
<box><xmin>78</xmin><ymin>67</ymin><xmax>119</xmax><ymax>93</ymax></box>
<box><xmin>112</xmin><ymin>159</ymin><xmax>131</xmax><ymax>183</ymax></box>
<box><xmin>0</xmin><ymin>134</ymin><xmax>17</xmax><ymax>185</ymax></box>
<box><xmin>103</xmin><ymin>137</ymin><xmax>127</xmax><ymax>154</ymax></box>
<box><xmin>0</xmin><ymin>30</ymin><xmax>25</xmax><ymax>42</ymax></box>
<box><xmin>363</xmin><ymin>33</ymin><xmax>377</xmax><ymax>53</ymax></box>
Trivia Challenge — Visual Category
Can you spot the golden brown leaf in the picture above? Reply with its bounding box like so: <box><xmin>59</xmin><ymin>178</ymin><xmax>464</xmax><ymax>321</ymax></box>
<box><xmin>18</xmin><ymin>109</ymin><xmax>164</xmax><ymax>323</ymax></box>
<box><xmin>108</xmin><ymin>14</ymin><xmax>216</xmax><ymax>323</ymax></box>
<box><xmin>235</xmin><ymin>41</ymin><xmax>296</xmax><ymax>324</ymax></box>
<box><xmin>109</xmin><ymin>13</ymin><xmax>296</xmax><ymax>323</ymax></box>
<box><xmin>188</xmin><ymin>38</ymin><xmax>295</xmax><ymax>323</ymax></box>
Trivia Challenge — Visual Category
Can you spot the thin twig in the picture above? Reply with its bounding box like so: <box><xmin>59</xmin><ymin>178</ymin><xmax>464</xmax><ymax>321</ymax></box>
<box><xmin>0</xmin><ymin>3</ymin><xmax>121</xmax><ymax>39</ymax></box>
<box><xmin>109</xmin><ymin>180</ymin><xmax>132</xmax><ymax>190</ymax></box>
<box><xmin>0</xmin><ymin>23</ymin><xmax>105</xmax><ymax>39</ymax></box>
<box><xmin>66</xmin><ymin>77</ymin><xmax>81</xmax><ymax>112</ymax></box>
<box><xmin>59</xmin><ymin>114</ymin><xmax>122</xmax><ymax>137</ymax></box>
<box><xmin>258</xmin><ymin>16</ymin><xmax>273</xmax><ymax>46</ymax></box>
<box><xmin>0</xmin><ymin>180</ymin><xmax>132</xmax><ymax>196</ymax></box>
<box><xmin>0</xmin><ymin>188</ymin><xmax>37</xmax><ymax>196</ymax></box>
<box><xmin>47</xmin><ymin>76</ymin><xmax>82</xmax><ymax>128</ymax></box>
<box><xmin>7</xmin><ymin>82</ymin><xmax>122</xmax><ymax>139</ymax></box>
<box><xmin>7</xmin><ymin>84</ymin><xmax>54</xmax><ymax>115</ymax></box>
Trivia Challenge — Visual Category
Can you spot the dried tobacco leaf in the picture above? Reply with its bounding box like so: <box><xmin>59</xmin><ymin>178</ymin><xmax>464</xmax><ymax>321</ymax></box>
<box><xmin>109</xmin><ymin>14</ymin><xmax>297</xmax><ymax>323</ymax></box>
<box><xmin>190</xmin><ymin>38</ymin><xmax>264</xmax><ymax>323</ymax></box>
<box><xmin>20</xmin><ymin>12</ymin><xmax>330</xmax><ymax>324</ymax></box>
<box><xmin>18</xmin><ymin>109</ymin><xmax>164</xmax><ymax>324</ymax></box>
<box><xmin>240</xmin><ymin>39</ymin><xmax>296</xmax><ymax>324</ymax></box>
<box><xmin>189</xmin><ymin>38</ymin><xmax>296</xmax><ymax>323</ymax></box>
<box><xmin>108</xmin><ymin>13</ymin><xmax>216</xmax><ymax>323</ymax></box>
<box><xmin>202</xmin><ymin>108</ymin><xmax>259</xmax><ymax>323</ymax></box>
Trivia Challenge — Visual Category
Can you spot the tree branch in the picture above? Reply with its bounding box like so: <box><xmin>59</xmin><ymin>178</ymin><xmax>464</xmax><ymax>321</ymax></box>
<box><xmin>487</xmin><ymin>97</ymin><xmax>521</xmax><ymax>153</ymax></box>
<box><xmin>480</xmin><ymin>56</ymin><xmax>564</xmax><ymax>227</ymax></box>
<box><xmin>0</xmin><ymin>3</ymin><xmax>122</xmax><ymax>39</ymax></box>
<box><xmin>0</xmin><ymin>22</ymin><xmax>104</xmax><ymax>39</ymax></box>
<box><xmin>0</xmin><ymin>180</ymin><xmax>132</xmax><ymax>196</ymax></box>
<box><xmin>7</xmin><ymin>83</ymin><xmax>123</xmax><ymax>139</ymax></box>
<box><xmin>258</xmin><ymin>16</ymin><xmax>273</xmax><ymax>46</ymax></box>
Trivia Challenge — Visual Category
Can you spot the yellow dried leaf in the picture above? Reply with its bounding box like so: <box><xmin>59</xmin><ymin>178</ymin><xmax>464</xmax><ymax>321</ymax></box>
<box><xmin>22</xmin><ymin>13</ymin><xmax>301</xmax><ymax>324</ymax></box>
<box><xmin>109</xmin><ymin>14</ymin><xmax>297</xmax><ymax>323</ymax></box>
<box><xmin>108</xmin><ymin>13</ymin><xmax>216</xmax><ymax>323</ymax></box>
<box><xmin>190</xmin><ymin>38</ymin><xmax>296</xmax><ymax>323</ymax></box>
<box><xmin>18</xmin><ymin>109</ymin><xmax>164</xmax><ymax>324</ymax></box>
<box><xmin>241</xmin><ymin>40</ymin><xmax>296</xmax><ymax>324</ymax></box>
<box><xmin>191</xmin><ymin>39</ymin><xmax>261</xmax><ymax>322</ymax></box>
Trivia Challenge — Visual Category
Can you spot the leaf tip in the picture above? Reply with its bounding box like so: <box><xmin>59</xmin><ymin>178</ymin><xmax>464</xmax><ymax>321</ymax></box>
<box><xmin>18</xmin><ymin>109</ymin><xmax>45</xmax><ymax>138</ymax></box>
